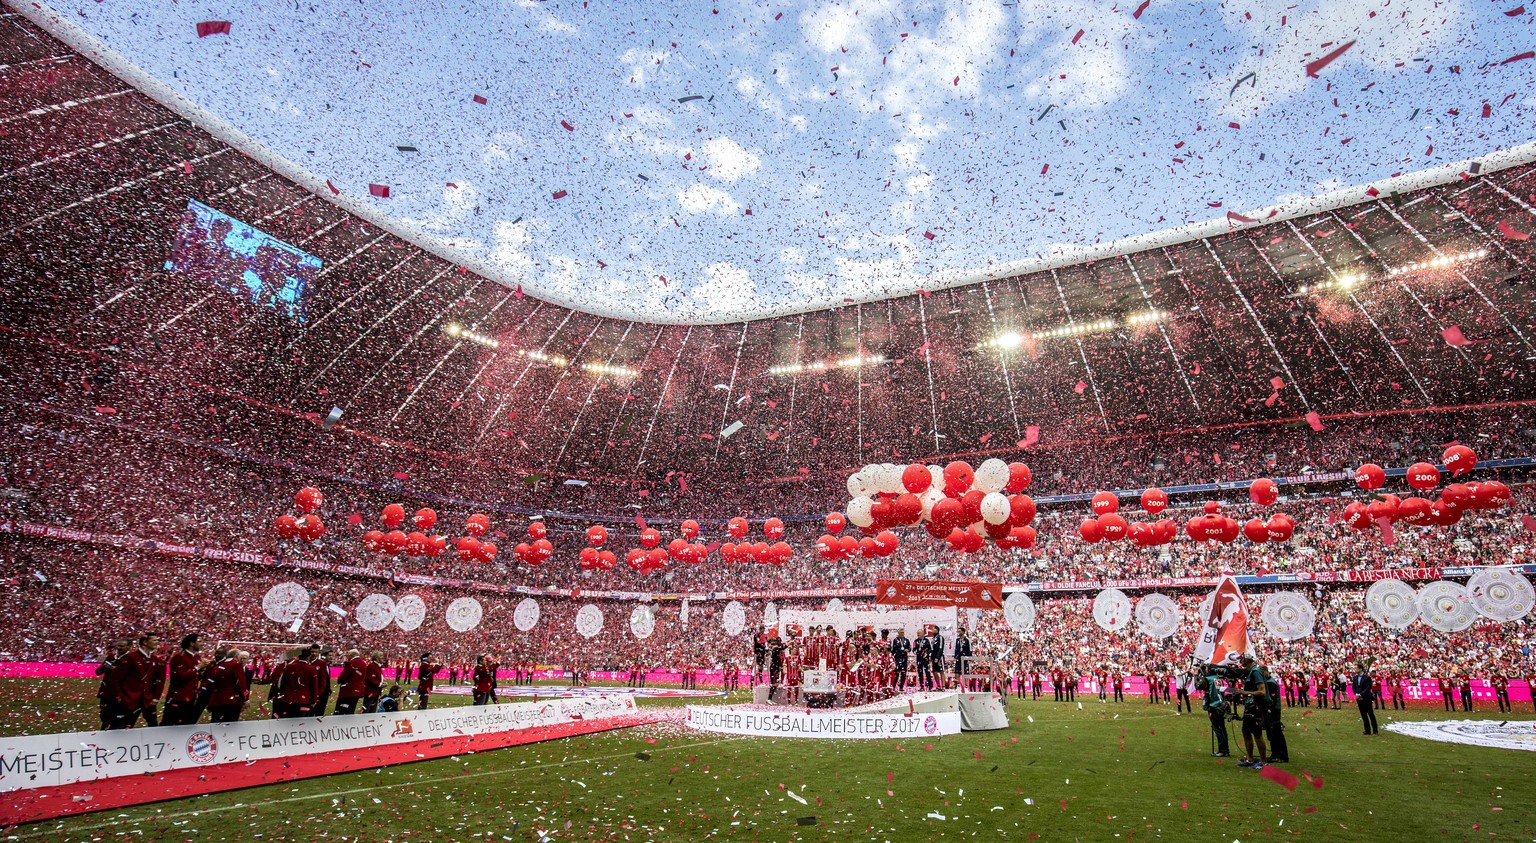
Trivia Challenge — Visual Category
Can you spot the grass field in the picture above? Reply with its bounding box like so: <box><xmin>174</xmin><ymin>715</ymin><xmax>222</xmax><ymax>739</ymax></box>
<box><xmin>3</xmin><ymin>678</ymin><xmax>1534</xmax><ymax>841</ymax></box>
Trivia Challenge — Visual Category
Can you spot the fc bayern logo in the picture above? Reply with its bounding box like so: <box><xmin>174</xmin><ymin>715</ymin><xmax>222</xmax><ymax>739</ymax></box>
<box><xmin>186</xmin><ymin>731</ymin><xmax>218</xmax><ymax>764</ymax></box>
<box><xmin>923</xmin><ymin>715</ymin><xmax>939</xmax><ymax>735</ymax></box>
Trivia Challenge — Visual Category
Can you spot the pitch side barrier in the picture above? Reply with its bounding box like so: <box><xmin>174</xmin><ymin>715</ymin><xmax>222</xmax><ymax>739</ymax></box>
<box><xmin>0</xmin><ymin>694</ymin><xmax>659</xmax><ymax>827</ymax></box>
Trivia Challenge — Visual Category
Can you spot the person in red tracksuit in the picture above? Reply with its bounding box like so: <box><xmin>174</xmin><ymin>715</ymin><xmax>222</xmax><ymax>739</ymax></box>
<box><xmin>105</xmin><ymin>634</ymin><xmax>159</xmax><ymax>729</ymax></box>
<box><xmin>363</xmin><ymin>650</ymin><xmax>385</xmax><ymax>713</ymax></box>
<box><xmin>473</xmin><ymin>655</ymin><xmax>494</xmax><ymax>706</ymax></box>
<box><xmin>311</xmin><ymin>645</ymin><xmax>333</xmax><ymax>716</ymax></box>
<box><xmin>163</xmin><ymin>634</ymin><xmax>204</xmax><ymax>726</ymax></box>
<box><xmin>334</xmin><ymin>649</ymin><xmax>368</xmax><ymax>714</ymax></box>
<box><xmin>277</xmin><ymin>646</ymin><xmax>321</xmax><ymax>718</ymax></box>
<box><xmin>204</xmin><ymin>650</ymin><xmax>250</xmax><ymax>723</ymax></box>
<box><xmin>144</xmin><ymin>645</ymin><xmax>169</xmax><ymax>727</ymax></box>
<box><xmin>417</xmin><ymin>653</ymin><xmax>443</xmax><ymax>710</ymax></box>
<box><xmin>266</xmin><ymin>650</ymin><xmax>294</xmax><ymax>718</ymax></box>
<box><xmin>96</xmin><ymin>638</ymin><xmax>130</xmax><ymax>729</ymax></box>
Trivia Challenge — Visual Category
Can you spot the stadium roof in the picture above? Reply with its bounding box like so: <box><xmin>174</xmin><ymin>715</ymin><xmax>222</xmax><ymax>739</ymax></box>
<box><xmin>18</xmin><ymin>0</ymin><xmax>1536</xmax><ymax>324</ymax></box>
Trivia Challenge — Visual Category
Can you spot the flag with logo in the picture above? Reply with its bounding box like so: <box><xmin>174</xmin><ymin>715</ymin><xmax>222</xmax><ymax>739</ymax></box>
<box><xmin>1193</xmin><ymin>574</ymin><xmax>1253</xmax><ymax>667</ymax></box>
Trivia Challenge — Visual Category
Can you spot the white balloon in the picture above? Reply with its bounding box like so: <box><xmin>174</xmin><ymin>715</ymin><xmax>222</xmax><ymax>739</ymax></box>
<box><xmin>918</xmin><ymin>487</ymin><xmax>946</xmax><ymax>520</ymax></box>
<box><xmin>927</xmin><ymin>465</ymin><xmax>945</xmax><ymax>492</ymax></box>
<box><xmin>980</xmin><ymin>492</ymin><xmax>1011</xmax><ymax>525</ymax></box>
<box><xmin>975</xmin><ymin>458</ymin><xmax>1009</xmax><ymax>493</ymax></box>
<box><xmin>847</xmin><ymin>471</ymin><xmax>868</xmax><ymax>498</ymax></box>
<box><xmin>846</xmin><ymin>496</ymin><xmax>875</xmax><ymax>528</ymax></box>
<box><xmin>881</xmin><ymin>464</ymin><xmax>904</xmax><ymax>494</ymax></box>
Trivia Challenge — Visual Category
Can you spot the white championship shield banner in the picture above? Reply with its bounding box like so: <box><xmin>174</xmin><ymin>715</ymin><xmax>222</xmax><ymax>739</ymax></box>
<box><xmin>1384</xmin><ymin>719</ymin><xmax>1536</xmax><ymax>752</ymax></box>
<box><xmin>684</xmin><ymin>705</ymin><xmax>962</xmax><ymax>739</ymax></box>
<box><xmin>1</xmin><ymin>695</ymin><xmax>656</xmax><ymax>826</ymax></box>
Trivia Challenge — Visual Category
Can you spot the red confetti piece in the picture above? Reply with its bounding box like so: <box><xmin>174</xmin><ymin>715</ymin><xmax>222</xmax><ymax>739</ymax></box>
<box><xmin>1498</xmin><ymin>220</ymin><xmax>1530</xmax><ymax>240</ymax></box>
<box><xmin>1305</xmin><ymin>40</ymin><xmax>1356</xmax><ymax>78</ymax></box>
<box><xmin>1441</xmin><ymin>326</ymin><xmax>1470</xmax><ymax>346</ymax></box>
<box><xmin>560</xmin><ymin>120</ymin><xmax>575</xmax><ymax>131</ymax></box>
<box><xmin>923</xmin><ymin>231</ymin><xmax>936</xmax><ymax>240</ymax></box>
<box><xmin>1269</xmin><ymin>376</ymin><xmax>1285</xmax><ymax>389</ymax></box>
<box><xmin>347</xmin><ymin>512</ymin><xmax>363</xmax><ymax>526</ymax></box>
<box><xmin>552</xmin><ymin>189</ymin><xmax>568</xmax><ymax>199</ymax></box>
<box><xmin>1041</xmin><ymin>163</ymin><xmax>1050</xmax><ymax>175</ymax></box>
<box><xmin>94</xmin><ymin>406</ymin><xmax>116</xmax><ymax>415</ymax></box>
<box><xmin>1500</xmin><ymin>50</ymin><xmax>1534</xmax><ymax>64</ymax></box>
<box><xmin>1303</xmin><ymin>806</ymin><xmax>1318</xmax><ymax>814</ymax></box>
<box><xmin>1506</xmin><ymin>4</ymin><xmax>1526</xmax><ymax>14</ymax></box>
<box><xmin>181</xmin><ymin>160</ymin><xmax>192</xmax><ymax>174</ymax></box>
<box><xmin>1133</xmin><ymin>0</ymin><xmax>1151</xmax><ymax>18</ymax></box>
<box><xmin>1020</xmin><ymin>425</ymin><xmax>1040</xmax><ymax>448</ymax></box>
<box><xmin>326</xmin><ymin>180</ymin><xmax>340</xmax><ymax>195</ymax></box>
<box><xmin>953</xmin><ymin>75</ymin><xmax>960</xmax><ymax>85</ymax></box>
<box><xmin>196</xmin><ymin>21</ymin><xmax>231</xmax><ymax>37</ymax></box>
<box><xmin>1304</xmin><ymin>411</ymin><xmax>1325</xmax><ymax>431</ymax></box>
<box><xmin>393</xmin><ymin>471</ymin><xmax>410</xmax><ymax>481</ymax></box>
<box><xmin>1482</xmin><ymin>103</ymin><xmax>1493</xmax><ymax>118</ymax></box>
<box><xmin>368</xmin><ymin>184</ymin><xmax>390</xmax><ymax>198</ymax></box>
<box><xmin>472</xmin><ymin>94</ymin><xmax>488</xmax><ymax>105</ymax></box>
<box><xmin>1179</xmin><ymin>800</ymin><xmax>1187</xmax><ymax>810</ymax></box>
<box><xmin>1260</xmin><ymin>765</ymin><xmax>1299</xmax><ymax>791</ymax></box>
<box><xmin>1074</xmin><ymin>380</ymin><xmax>1087</xmax><ymax>395</ymax></box>
<box><xmin>1228</xmin><ymin>121</ymin><xmax>1240</xmax><ymax>129</ymax></box>
<box><xmin>1071</xmin><ymin>29</ymin><xmax>1084</xmax><ymax>45</ymax></box>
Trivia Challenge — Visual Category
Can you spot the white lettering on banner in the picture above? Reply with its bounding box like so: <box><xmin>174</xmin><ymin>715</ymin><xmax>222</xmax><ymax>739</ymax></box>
<box><xmin>684</xmin><ymin>706</ymin><xmax>961</xmax><ymax>739</ymax></box>
<box><xmin>0</xmin><ymin>694</ymin><xmax>637</xmax><ymax>793</ymax></box>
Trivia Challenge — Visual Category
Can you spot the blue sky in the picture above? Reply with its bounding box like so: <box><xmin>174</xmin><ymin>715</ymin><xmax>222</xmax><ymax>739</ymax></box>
<box><xmin>41</xmin><ymin>0</ymin><xmax>1536</xmax><ymax>321</ymax></box>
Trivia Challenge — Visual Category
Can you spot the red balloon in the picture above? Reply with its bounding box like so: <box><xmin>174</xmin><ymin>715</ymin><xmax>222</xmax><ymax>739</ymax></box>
<box><xmin>526</xmin><ymin>521</ymin><xmax>546</xmax><ymax>541</ymax></box>
<box><xmin>382</xmin><ymin>504</ymin><xmax>406</xmax><ymax>528</ymax></box>
<box><xmin>295</xmin><ymin>515</ymin><xmax>325</xmax><ymax>542</ymax></box>
<box><xmin>892</xmin><ymin>493</ymin><xmax>923</xmax><ymax>525</ymax></box>
<box><xmin>984</xmin><ymin>519</ymin><xmax>1012</xmax><ymax>541</ymax></box>
<box><xmin>763</xmin><ymin>517</ymin><xmax>785</xmax><ymax>540</ymax></box>
<box><xmin>413</xmin><ymin>508</ymin><xmax>437</xmax><ymax>530</ymax></box>
<box><xmin>1343</xmin><ymin>502</ymin><xmax>1372</xmax><ymax>530</ymax></box>
<box><xmin>533</xmin><ymin>538</ymin><xmax>553</xmax><ymax>558</ymax></box>
<box><xmin>1005</xmin><ymin>463</ymin><xmax>1032</xmax><ymax>493</ymax></box>
<box><xmin>1217</xmin><ymin>517</ymin><xmax>1240</xmax><ymax>543</ymax></box>
<box><xmin>466</xmin><ymin>513</ymin><xmax>490</xmax><ymax>536</ymax></box>
<box><xmin>825</xmin><ymin>512</ymin><xmax>846</xmax><ymax>533</ymax></box>
<box><xmin>1476</xmin><ymin>480</ymin><xmax>1511</xmax><ymax>508</ymax></box>
<box><xmin>293</xmin><ymin>487</ymin><xmax>323</xmax><ymax>514</ymax></box>
<box><xmin>479</xmin><ymin>542</ymin><xmax>498</xmax><ymax>563</ymax></box>
<box><xmin>868</xmin><ymin>499</ymin><xmax>895</xmax><ymax>529</ymax></box>
<box><xmin>640</xmin><ymin>528</ymin><xmax>661</xmax><ymax>548</ymax></box>
<box><xmin>1367</xmin><ymin>495</ymin><xmax>1400</xmax><ymax>523</ymax></box>
<box><xmin>1098</xmin><ymin>513</ymin><xmax>1128</xmax><ymax>542</ymax></box>
<box><xmin>1008</xmin><ymin>494</ymin><xmax>1037</xmax><ymax>527</ymax></box>
<box><xmin>1157</xmin><ymin>519</ymin><xmax>1178</xmax><ymax>544</ymax></box>
<box><xmin>770</xmin><ymin>541</ymin><xmax>793</xmax><ymax>563</ymax></box>
<box><xmin>405</xmin><ymin>531</ymin><xmax>428</xmax><ymax>556</ymax></box>
<box><xmin>838</xmin><ymin>535</ymin><xmax>859</xmax><ymax>558</ymax></box>
<box><xmin>579</xmin><ymin>547</ymin><xmax>599</xmax><ymax>569</ymax></box>
<box><xmin>514</xmin><ymin>542</ymin><xmax>532</xmax><ymax>563</ymax></box>
<box><xmin>959</xmin><ymin>490</ymin><xmax>986</xmax><ymax>525</ymax></box>
<box><xmin>382</xmin><ymin>530</ymin><xmax>408</xmax><ymax>553</ymax></box>
<box><xmin>931</xmin><ymin>498</ymin><xmax>965</xmax><ymax>531</ymax></box>
<box><xmin>1442</xmin><ymin>444</ymin><xmax>1477</xmax><ymax>477</ymax></box>
<box><xmin>944</xmin><ymin>528</ymin><xmax>970</xmax><ymax>551</ymax></box>
<box><xmin>1242</xmin><ymin>518</ymin><xmax>1269</xmax><ymax>543</ymax></box>
<box><xmin>427</xmin><ymin>535</ymin><xmax>446</xmax><ymax>557</ymax></box>
<box><xmin>1011</xmin><ymin>526</ymin><xmax>1037</xmax><ymax>550</ymax></box>
<box><xmin>361</xmin><ymin>529</ymin><xmax>383</xmax><ymax>552</ymax></box>
<box><xmin>668</xmin><ymin>537</ymin><xmax>688</xmax><ymax>559</ymax></box>
<box><xmin>1441</xmin><ymin>483</ymin><xmax>1473</xmax><ymax>509</ymax></box>
<box><xmin>727</xmin><ymin>517</ymin><xmax>749</xmax><ymax>539</ymax></box>
<box><xmin>859</xmin><ymin>537</ymin><xmax>880</xmax><ymax>559</ymax></box>
<box><xmin>681</xmin><ymin>519</ymin><xmax>701</xmax><ymax>539</ymax></box>
<box><xmin>1126</xmin><ymin>522</ymin><xmax>1151</xmax><ymax>546</ymax></box>
<box><xmin>1091</xmin><ymin>491</ymin><xmax>1119</xmax><ymax>516</ymax></box>
<box><xmin>942</xmin><ymin>461</ymin><xmax>975</xmax><ymax>496</ymax></box>
<box><xmin>901</xmin><ymin>464</ymin><xmax>932</xmax><ymax>494</ymax></box>
<box><xmin>1203</xmin><ymin>501</ymin><xmax>1222</xmax><ymax>515</ymax></box>
<box><xmin>1403</xmin><ymin>462</ymin><xmax>1439</xmax><ymax>492</ymax></box>
<box><xmin>1186</xmin><ymin>516</ymin><xmax>1206</xmax><ymax>541</ymax></box>
<box><xmin>1079</xmin><ymin>518</ymin><xmax>1103</xmax><ymax>543</ymax></box>
<box><xmin>586</xmin><ymin>525</ymin><xmax>607</xmax><ymax>546</ymax></box>
<box><xmin>274</xmin><ymin>514</ymin><xmax>299</xmax><ymax>539</ymax></box>
<box><xmin>1140</xmin><ymin>488</ymin><xmax>1168</xmax><ymax>515</ymax></box>
<box><xmin>1354</xmin><ymin>463</ymin><xmax>1385</xmax><ymax>491</ymax></box>
<box><xmin>1248</xmin><ymin>479</ymin><xmax>1279</xmax><ymax>507</ymax></box>
<box><xmin>874</xmin><ymin>530</ymin><xmax>899</xmax><ymax>553</ymax></box>
<box><xmin>1399</xmin><ymin>496</ymin><xmax>1433</xmax><ymax>526</ymax></box>
<box><xmin>1264</xmin><ymin>515</ymin><xmax>1294</xmax><ymax>543</ymax></box>
<box><xmin>598</xmin><ymin>550</ymin><xmax>616</xmax><ymax>569</ymax></box>
<box><xmin>1429</xmin><ymin>500</ymin><xmax>1462</xmax><ymax>526</ymax></box>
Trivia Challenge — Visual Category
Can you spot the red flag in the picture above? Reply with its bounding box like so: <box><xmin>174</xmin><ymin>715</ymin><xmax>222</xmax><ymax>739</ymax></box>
<box><xmin>1193</xmin><ymin>575</ymin><xmax>1251</xmax><ymax>667</ymax></box>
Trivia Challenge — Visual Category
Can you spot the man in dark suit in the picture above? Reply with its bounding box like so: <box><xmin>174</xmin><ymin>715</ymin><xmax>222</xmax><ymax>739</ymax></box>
<box><xmin>929</xmin><ymin>627</ymin><xmax>947</xmax><ymax>688</ymax></box>
<box><xmin>1352</xmin><ymin>660</ymin><xmax>1379</xmax><ymax>735</ymax></box>
<box><xmin>890</xmin><ymin>629</ymin><xmax>911</xmax><ymax>692</ymax></box>
<box><xmin>913</xmin><ymin>632</ymin><xmax>933</xmax><ymax>691</ymax></box>
<box><xmin>953</xmin><ymin>629</ymin><xmax>973</xmax><ymax>682</ymax></box>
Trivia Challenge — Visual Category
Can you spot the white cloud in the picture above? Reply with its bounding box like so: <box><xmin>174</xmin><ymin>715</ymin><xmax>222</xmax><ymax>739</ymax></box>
<box><xmin>692</xmin><ymin>262</ymin><xmax>758</xmax><ymax>312</ymax></box>
<box><xmin>676</xmin><ymin>184</ymin><xmax>740</xmax><ymax>215</ymax></box>
<box><xmin>701</xmin><ymin>136</ymin><xmax>761</xmax><ymax>182</ymax></box>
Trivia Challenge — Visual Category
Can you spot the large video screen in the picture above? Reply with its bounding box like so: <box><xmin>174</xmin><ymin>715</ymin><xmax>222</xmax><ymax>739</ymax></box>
<box><xmin>165</xmin><ymin>199</ymin><xmax>321</xmax><ymax>321</ymax></box>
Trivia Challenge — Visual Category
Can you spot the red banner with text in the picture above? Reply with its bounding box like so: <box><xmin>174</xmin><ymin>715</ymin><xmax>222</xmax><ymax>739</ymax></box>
<box><xmin>874</xmin><ymin>579</ymin><xmax>1004</xmax><ymax>610</ymax></box>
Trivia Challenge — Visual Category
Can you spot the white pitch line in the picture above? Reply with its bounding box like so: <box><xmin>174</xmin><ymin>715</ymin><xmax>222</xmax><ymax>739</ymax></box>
<box><xmin>15</xmin><ymin>734</ymin><xmax>744</xmax><ymax>840</ymax></box>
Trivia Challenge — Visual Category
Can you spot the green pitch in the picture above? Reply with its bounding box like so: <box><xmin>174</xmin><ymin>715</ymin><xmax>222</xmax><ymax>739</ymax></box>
<box><xmin>3</xmin><ymin>679</ymin><xmax>1533</xmax><ymax>841</ymax></box>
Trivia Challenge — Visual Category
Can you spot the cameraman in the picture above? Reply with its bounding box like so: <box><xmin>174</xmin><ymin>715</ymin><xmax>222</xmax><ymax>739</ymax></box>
<box><xmin>1234</xmin><ymin>655</ymin><xmax>1268</xmax><ymax>769</ymax></box>
<box><xmin>1199</xmin><ymin>663</ymin><xmax>1230</xmax><ymax>757</ymax></box>
<box><xmin>1262</xmin><ymin>661</ymin><xmax>1288</xmax><ymax>763</ymax></box>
